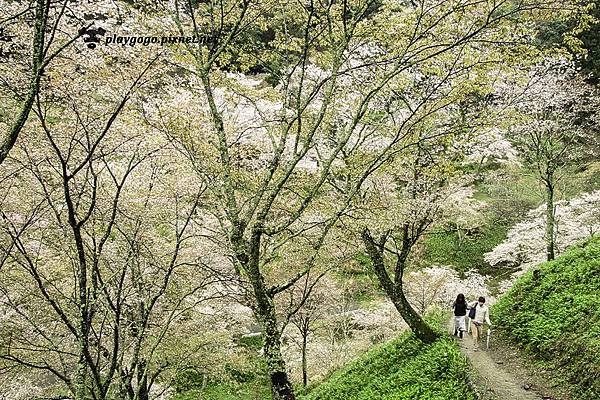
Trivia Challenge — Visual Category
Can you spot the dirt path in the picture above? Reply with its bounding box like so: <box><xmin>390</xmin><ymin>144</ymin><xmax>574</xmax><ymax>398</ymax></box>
<box><xmin>458</xmin><ymin>335</ymin><xmax>543</xmax><ymax>400</ymax></box>
<box><xmin>449</xmin><ymin>318</ymin><xmax>546</xmax><ymax>400</ymax></box>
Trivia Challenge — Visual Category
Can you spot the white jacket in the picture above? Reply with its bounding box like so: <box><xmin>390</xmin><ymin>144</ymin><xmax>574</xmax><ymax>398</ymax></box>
<box><xmin>469</xmin><ymin>302</ymin><xmax>491</xmax><ymax>325</ymax></box>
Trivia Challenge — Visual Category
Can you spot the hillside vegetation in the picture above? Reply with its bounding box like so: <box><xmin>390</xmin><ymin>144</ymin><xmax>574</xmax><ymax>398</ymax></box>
<box><xmin>300</xmin><ymin>324</ymin><xmax>475</xmax><ymax>400</ymax></box>
<box><xmin>493</xmin><ymin>235</ymin><xmax>600</xmax><ymax>399</ymax></box>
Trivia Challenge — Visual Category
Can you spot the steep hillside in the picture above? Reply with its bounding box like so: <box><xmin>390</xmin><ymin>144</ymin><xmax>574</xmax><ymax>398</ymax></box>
<box><xmin>493</xmin><ymin>235</ymin><xmax>600</xmax><ymax>399</ymax></box>
<box><xmin>300</xmin><ymin>327</ymin><xmax>475</xmax><ymax>400</ymax></box>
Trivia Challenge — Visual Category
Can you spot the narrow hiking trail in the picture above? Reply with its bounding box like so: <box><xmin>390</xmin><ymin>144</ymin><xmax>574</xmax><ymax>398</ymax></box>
<box><xmin>448</xmin><ymin>318</ymin><xmax>555</xmax><ymax>400</ymax></box>
<box><xmin>457</xmin><ymin>335</ymin><xmax>543</xmax><ymax>400</ymax></box>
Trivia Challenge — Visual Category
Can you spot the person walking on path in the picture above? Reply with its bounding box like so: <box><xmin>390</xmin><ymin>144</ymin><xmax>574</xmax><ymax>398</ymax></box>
<box><xmin>469</xmin><ymin>296</ymin><xmax>492</xmax><ymax>351</ymax></box>
<box><xmin>452</xmin><ymin>293</ymin><xmax>468</xmax><ymax>339</ymax></box>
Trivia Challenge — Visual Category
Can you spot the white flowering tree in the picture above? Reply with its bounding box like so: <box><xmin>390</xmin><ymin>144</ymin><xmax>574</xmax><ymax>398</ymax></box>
<box><xmin>503</xmin><ymin>62</ymin><xmax>600</xmax><ymax>261</ymax></box>
<box><xmin>0</xmin><ymin>0</ymin><xmax>90</xmax><ymax>165</ymax></box>
<box><xmin>147</xmin><ymin>1</ymin><xmax>578</xmax><ymax>397</ymax></box>
<box><xmin>485</xmin><ymin>190</ymin><xmax>600</xmax><ymax>271</ymax></box>
<box><xmin>463</xmin><ymin>127</ymin><xmax>521</xmax><ymax>173</ymax></box>
<box><xmin>358</xmin><ymin>126</ymin><xmax>481</xmax><ymax>343</ymax></box>
<box><xmin>404</xmin><ymin>266</ymin><xmax>491</xmax><ymax>314</ymax></box>
<box><xmin>0</xmin><ymin>30</ymin><xmax>227</xmax><ymax>399</ymax></box>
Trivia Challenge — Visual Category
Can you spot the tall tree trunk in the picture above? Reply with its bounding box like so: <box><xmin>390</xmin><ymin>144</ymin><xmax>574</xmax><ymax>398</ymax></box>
<box><xmin>390</xmin><ymin>286</ymin><xmax>438</xmax><ymax>344</ymax></box>
<box><xmin>545</xmin><ymin>180</ymin><xmax>555</xmax><ymax>261</ymax></box>
<box><xmin>0</xmin><ymin>0</ymin><xmax>46</xmax><ymax>165</ymax></box>
<box><xmin>260</xmin><ymin>300</ymin><xmax>295</xmax><ymax>400</ymax></box>
<box><xmin>74</xmin><ymin>353</ymin><xmax>88</xmax><ymax>400</ymax></box>
<box><xmin>242</xmin><ymin>231</ymin><xmax>295</xmax><ymax>400</ymax></box>
<box><xmin>301</xmin><ymin>332</ymin><xmax>308</xmax><ymax>387</ymax></box>
<box><xmin>361</xmin><ymin>228</ymin><xmax>438</xmax><ymax>344</ymax></box>
<box><xmin>137</xmin><ymin>361</ymin><xmax>150</xmax><ymax>400</ymax></box>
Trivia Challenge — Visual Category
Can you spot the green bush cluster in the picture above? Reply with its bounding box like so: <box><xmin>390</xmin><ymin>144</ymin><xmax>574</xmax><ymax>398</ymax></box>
<box><xmin>172</xmin><ymin>368</ymin><xmax>207</xmax><ymax>393</ymax></box>
<box><xmin>425</xmin><ymin>222</ymin><xmax>509</xmax><ymax>275</ymax></box>
<box><xmin>300</xmin><ymin>331</ymin><xmax>475</xmax><ymax>400</ymax></box>
<box><xmin>171</xmin><ymin>351</ymin><xmax>270</xmax><ymax>400</ymax></box>
<box><xmin>493</xmin><ymin>235</ymin><xmax>600</xmax><ymax>399</ymax></box>
<box><xmin>236</xmin><ymin>333</ymin><xmax>264</xmax><ymax>350</ymax></box>
<box><xmin>172</xmin><ymin>381</ymin><xmax>271</xmax><ymax>400</ymax></box>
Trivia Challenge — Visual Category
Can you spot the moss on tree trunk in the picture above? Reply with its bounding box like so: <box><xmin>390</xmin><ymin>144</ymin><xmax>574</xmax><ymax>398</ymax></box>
<box><xmin>362</xmin><ymin>228</ymin><xmax>439</xmax><ymax>344</ymax></box>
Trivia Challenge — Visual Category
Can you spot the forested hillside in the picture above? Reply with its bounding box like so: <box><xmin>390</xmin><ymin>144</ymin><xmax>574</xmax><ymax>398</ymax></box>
<box><xmin>0</xmin><ymin>1</ymin><xmax>599</xmax><ymax>400</ymax></box>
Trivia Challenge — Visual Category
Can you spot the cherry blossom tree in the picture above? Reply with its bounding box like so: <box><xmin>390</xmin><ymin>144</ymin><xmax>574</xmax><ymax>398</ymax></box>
<box><xmin>152</xmin><ymin>0</ymin><xmax>566</xmax><ymax>395</ymax></box>
<box><xmin>0</xmin><ymin>32</ymin><xmax>224</xmax><ymax>399</ymax></box>
<box><xmin>485</xmin><ymin>189</ymin><xmax>600</xmax><ymax>271</ymax></box>
<box><xmin>502</xmin><ymin>62</ymin><xmax>600</xmax><ymax>261</ymax></box>
<box><xmin>404</xmin><ymin>266</ymin><xmax>491</xmax><ymax>314</ymax></box>
<box><xmin>0</xmin><ymin>0</ymin><xmax>89</xmax><ymax>165</ymax></box>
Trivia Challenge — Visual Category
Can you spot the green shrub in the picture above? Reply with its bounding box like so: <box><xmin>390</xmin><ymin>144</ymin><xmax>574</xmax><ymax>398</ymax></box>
<box><xmin>493</xmin><ymin>235</ymin><xmax>600</xmax><ymax>399</ymax></box>
<box><xmin>425</xmin><ymin>222</ymin><xmax>509</xmax><ymax>275</ymax></box>
<box><xmin>172</xmin><ymin>368</ymin><xmax>207</xmax><ymax>393</ymax></box>
<box><xmin>172</xmin><ymin>381</ymin><xmax>271</xmax><ymax>400</ymax></box>
<box><xmin>171</xmin><ymin>347</ymin><xmax>270</xmax><ymax>400</ymax></box>
<box><xmin>236</xmin><ymin>333</ymin><xmax>264</xmax><ymax>350</ymax></box>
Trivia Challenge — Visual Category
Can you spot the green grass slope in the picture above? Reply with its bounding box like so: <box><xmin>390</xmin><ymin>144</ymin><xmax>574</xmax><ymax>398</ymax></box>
<box><xmin>493</xmin><ymin>235</ymin><xmax>600</xmax><ymax>399</ymax></box>
<box><xmin>300</xmin><ymin>330</ymin><xmax>475</xmax><ymax>400</ymax></box>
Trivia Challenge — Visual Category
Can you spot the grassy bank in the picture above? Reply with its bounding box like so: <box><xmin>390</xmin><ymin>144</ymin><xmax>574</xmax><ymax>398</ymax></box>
<box><xmin>493</xmin><ymin>235</ymin><xmax>600</xmax><ymax>399</ymax></box>
<box><xmin>300</xmin><ymin>328</ymin><xmax>475</xmax><ymax>400</ymax></box>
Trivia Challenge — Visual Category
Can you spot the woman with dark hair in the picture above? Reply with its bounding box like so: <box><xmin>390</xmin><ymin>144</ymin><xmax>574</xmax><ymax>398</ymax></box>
<box><xmin>452</xmin><ymin>293</ymin><xmax>467</xmax><ymax>339</ymax></box>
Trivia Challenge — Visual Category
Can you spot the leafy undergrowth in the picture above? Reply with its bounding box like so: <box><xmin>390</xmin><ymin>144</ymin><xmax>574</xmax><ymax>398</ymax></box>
<box><xmin>299</xmin><ymin>328</ymin><xmax>475</xmax><ymax>400</ymax></box>
<box><xmin>172</xmin><ymin>381</ymin><xmax>270</xmax><ymax>400</ymax></box>
<box><xmin>493</xmin><ymin>235</ymin><xmax>600</xmax><ymax>400</ymax></box>
<box><xmin>171</xmin><ymin>338</ymin><xmax>270</xmax><ymax>400</ymax></box>
<box><xmin>425</xmin><ymin>218</ymin><xmax>511</xmax><ymax>277</ymax></box>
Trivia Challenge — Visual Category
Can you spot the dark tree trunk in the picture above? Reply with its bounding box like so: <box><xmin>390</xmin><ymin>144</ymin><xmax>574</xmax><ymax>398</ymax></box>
<box><xmin>136</xmin><ymin>359</ymin><xmax>150</xmax><ymax>400</ymax></box>
<box><xmin>262</xmin><ymin>310</ymin><xmax>295</xmax><ymax>400</ymax></box>
<box><xmin>545</xmin><ymin>180</ymin><xmax>555</xmax><ymax>261</ymax></box>
<box><xmin>301</xmin><ymin>332</ymin><xmax>308</xmax><ymax>387</ymax></box>
<box><xmin>390</xmin><ymin>287</ymin><xmax>438</xmax><ymax>344</ymax></box>
<box><xmin>361</xmin><ymin>228</ymin><xmax>439</xmax><ymax>344</ymax></box>
<box><xmin>0</xmin><ymin>0</ymin><xmax>45</xmax><ymax>165</ymax></box>
<box><xmin>239</xmin><ymin>228</ymin><xmax>296</xmax><ymax>400</ymax></box>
